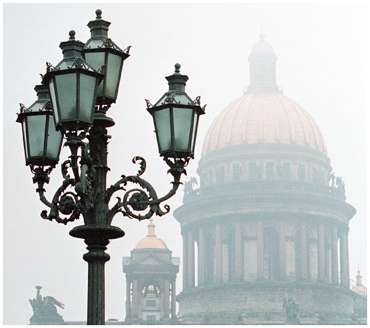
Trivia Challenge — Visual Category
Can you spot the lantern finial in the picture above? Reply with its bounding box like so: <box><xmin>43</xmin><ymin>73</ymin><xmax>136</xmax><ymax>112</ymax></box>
<box><xmin>96</xmin><ymin>9</ymin><xmax>102</xmax><ymax>19</ymax></box>
<box><xmin>175</xmin><ymin>63</ymin><xmax>181</xmax><ymax>73</ymax></box>
<box><xmin>69</xmin><ymin>30</ymin><xmax>76</xmax><ymax>40</ymax></box>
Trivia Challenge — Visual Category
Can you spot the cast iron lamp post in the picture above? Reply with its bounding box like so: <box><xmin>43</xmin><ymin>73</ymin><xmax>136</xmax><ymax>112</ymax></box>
<box><xmin>17</xmin><ymin>9</ymin><xmax>205</xmax><ymax>325</ymax></box>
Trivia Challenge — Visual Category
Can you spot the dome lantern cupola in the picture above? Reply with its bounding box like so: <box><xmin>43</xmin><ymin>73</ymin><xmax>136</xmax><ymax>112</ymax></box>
<box><xmin>247</xmin><ymin>34</ymin><xmax>279</xmax><ymax>94</ymax></box>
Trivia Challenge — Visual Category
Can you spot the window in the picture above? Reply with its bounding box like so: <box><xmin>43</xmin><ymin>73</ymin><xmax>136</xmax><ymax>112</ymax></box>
<box><xmin>216</xmin><ymin>166</ymin><xmax>225</xmax><ymax>184</ymax></box>
<box><xmin>145</xmin><ymin>299</ymin><xmax>156</xmax><ymax>307</ymax></box>
<box><xmin>232</xmin><ymin>163</ymin><xmax>242</xmax><ymax>181</ymax></box>
<box><xmin>146</xmin><ymin>315</ymin><xmax>157</xmax><ymax>321</ymax></box>
<box><xmin>283</xmin><ymin>163</ymin><xmax>291</xmax><ymax>179</ymax></box>
<box><xmin>312</xmin><ymin>168</ymin><xmax>319</xmax><ymax>183</ymax></box>
<box><xmin>244</xmin><ymin>239</ymin><xmax>257</xmax><ymax>281</ymax></box>
<box><xmin>297</xmin><ymin>164</ymin><xmax>306</xmax><ymax>180</ymax></box>
<box><xmin>265</xmin><ymin>162</ymin><xmax>274</xmax><ymax>180</ymax></box>
<box><xmin>248</xmin><ymin>162</ymin><xmax>261</xmax><ymax>180</ymax></box>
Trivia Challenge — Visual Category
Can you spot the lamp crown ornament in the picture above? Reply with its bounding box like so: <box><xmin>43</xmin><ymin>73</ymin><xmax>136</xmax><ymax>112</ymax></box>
<box><xmin>166</xmin><ymin>63</ymin><xmax>189</xmax><ymax>92</ymax></box>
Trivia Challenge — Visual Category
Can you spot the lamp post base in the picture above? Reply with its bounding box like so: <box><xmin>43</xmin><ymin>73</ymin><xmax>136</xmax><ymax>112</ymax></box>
<box><xmin>70</xmin><ymin>225</ymin><xmax>125</xmax><ymax>325</ymax></box>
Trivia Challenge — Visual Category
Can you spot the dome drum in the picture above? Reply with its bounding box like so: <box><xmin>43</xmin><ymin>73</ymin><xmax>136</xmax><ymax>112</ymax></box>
<box><xmin>174</xmin><ymin>37</ymin><xmax>357</xmax><ymax>324</ymax></box>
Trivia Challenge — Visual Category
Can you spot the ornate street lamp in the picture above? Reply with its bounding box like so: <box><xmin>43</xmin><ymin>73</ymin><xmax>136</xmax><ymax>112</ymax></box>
<box><xmin>146</xmin><ymin>63</ymin><xmax>205</xmax><ymax>159</ymax></box>
<box><xmin>83</xmin><ymin>9</ymin><xmax>130</xmax><ymax>107</ymax></box>
<box><xmin>17</xmin><ymin>83</ymin><xmax>63</xmax><ymax>167</ymax></box>
<box><xmin>44</xmin><ymin>30</ymin><xmax>103</xmax><ymax>131</ymax></box>
<box><xmin>17</xmin><ymin>9</ymin><xmax>205</xmax><ymax>325</ymax></box>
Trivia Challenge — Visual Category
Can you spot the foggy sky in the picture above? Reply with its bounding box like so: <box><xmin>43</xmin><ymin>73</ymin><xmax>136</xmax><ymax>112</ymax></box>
<box><xmin>3</xmin><ymin>3</ymin><xmax>368</xmax><ymax>324</ymax></box>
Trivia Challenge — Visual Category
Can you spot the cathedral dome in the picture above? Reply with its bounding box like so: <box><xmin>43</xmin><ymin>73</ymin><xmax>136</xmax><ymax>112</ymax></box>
<box><xmin>202</xmin><ymin>36</ymin><xmax>327</xmax><ymax>157</ymax></box>
<box><xmin>135</xmin><ymin>220</ymin><xmax>168</xmax><ymax>250</ymax></box>
<box><xmin>202</xmin><ymin>93</ymin><xmax>327</xmax><ymax>156</ymax></box>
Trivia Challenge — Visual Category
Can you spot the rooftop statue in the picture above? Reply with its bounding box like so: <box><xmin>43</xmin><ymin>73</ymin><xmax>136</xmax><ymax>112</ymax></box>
<box><xmin>283</xmin><ymin>297</ymin><xmax>300</xmax><ymax>324</ymax></box>
<box><xmin>29</xmin><ymin>286</ymin><xmax>64</xmax><ymax>324</ymax></box>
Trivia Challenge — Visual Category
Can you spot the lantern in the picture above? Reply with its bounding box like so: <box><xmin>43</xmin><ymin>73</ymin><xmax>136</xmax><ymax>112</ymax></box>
<box><xmin>83</xmin><ymin>9</ymin><xmax>130</xmax><ymax>106</ymax></box>
<box><xmin>17</xmin><ymin>84</ymin><xmax>63</xmax><ymax>166</ymax></box>
<box><xmin>44</xmin><ymin>30</ymin><xmax>103</xmax><ymax>131</ymax></box>
<box><xmin>147</xmin><ymin>63</ymin><xmax>205</xmax><ymax>159</ymax></box>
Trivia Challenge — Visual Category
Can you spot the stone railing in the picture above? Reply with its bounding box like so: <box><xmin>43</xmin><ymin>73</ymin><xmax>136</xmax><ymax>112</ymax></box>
<box><xmin>183</xmin><ymin>179</ymin><xmax>346</xmax><ymax>203</ymax></box>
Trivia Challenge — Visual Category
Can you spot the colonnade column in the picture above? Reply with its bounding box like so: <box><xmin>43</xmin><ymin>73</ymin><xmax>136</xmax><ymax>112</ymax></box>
<box><xmin>125</xmin><ymin>278</ymin><xmax>131</xmax><ymax>320</ymax></box>
<box><xmin>214</xmin><ymin>224</ymin><xmax>222</xmax><ymax>283</ymax></box>
<box><xmin>278</xmin><ymin>222</ymin><xmax>286</xmax><ymax>280</ymax></box>
<box><xmin>318</xmin><ymin>223</ymin><xmax>326</xmax><ymax>282</ymax></box>
<box><xmin>234</xmin><ymin>222</ymin><xmax>243</xmax><ymax>281</ymax></box>
<box><xmin>300</xmin><ymin>224</ymin><xmax>308</xmax><ymax>280</ymax></box>
<box><xmin>182</xmin><ymin>230</ymin><xmax>188</xmax><ymax>289</ymax></box>
<box><xmin>188</xmin><ymin>230</ymin><xmax>195</xmax><ymax>288</ymax></box>
<box><xmin>170</xmin><ymin>279</ymin><xmax>176</xmax><ymax>319</ymax></box>
<box><xmin>198</xmin><ymin>227</ymin><xmax>206</xmax><ymax>285</ymax></box>
<box><xmin>340</xmin><ymin>227</ymin><xmax>350</xmax><ymax>288</ymax></box>
<box><xmin>163</xmin><ymin>280</ymin><xmax>170</xmax><ymax>318</ymax></box>
<box><xmin>132</xmin><ymin>279</ymin><xmax>139</xmax><ymax>319</ymax></box>
<box><xmin>257</xmin><ymin>222</ymin><xmax>264</xmax><ymax>279</ymax></box>
<box><xmin>331</xmin><ymin>227</ymin><xmax>339</xmax><ymax>284</ymax></box>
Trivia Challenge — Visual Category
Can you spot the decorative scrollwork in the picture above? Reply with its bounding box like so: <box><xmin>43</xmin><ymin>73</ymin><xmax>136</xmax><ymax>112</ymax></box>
<box><xmin>33</xmin><ymin>135</ymin><xmax>93</xmax><ymax>225</ymax></box>
<box><xmin>106</xmin><ymin>155</ymin><xmax>187</xmax><ymax>223</ymax></box>
<box><xmin>145</xmin><ymin>99</ymin><xmax>153</xmax><ymax>109</ymax></box>
<box><xmin>32</xmin><ymin>132</ymin><xmax>189</xmax><ymax>227</ymax></box>
<box><xmin>40</xmin><ymin>178</ymin><xmax>81</xmax><ymax>225</ymax></box>
<box><xmin>132</xmin><ymin>156</ymin><xmax>146</xmax><ymax>176</ymax></box>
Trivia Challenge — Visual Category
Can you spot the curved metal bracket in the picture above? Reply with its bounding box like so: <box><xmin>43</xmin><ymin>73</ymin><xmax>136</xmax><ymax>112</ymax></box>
<box><xmin>106</xmin><ymin>156</ymin><xmax>188</xmax><ymax>223</ymax></box>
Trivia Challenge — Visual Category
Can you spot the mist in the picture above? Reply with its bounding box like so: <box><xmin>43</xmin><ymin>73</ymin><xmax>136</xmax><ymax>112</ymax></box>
<box><xmin>3</xmin><ymin>3</ymin><xmax>367</xmax><ymax>324</ymax></box>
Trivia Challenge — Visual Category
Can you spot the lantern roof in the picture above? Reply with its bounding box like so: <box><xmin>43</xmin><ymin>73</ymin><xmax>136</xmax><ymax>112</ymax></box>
<box><xmin>154</xmin><ymin>63</ymin><xmax>196</xmax><ymax>106</ymax></box>
<box><xmin>17</xmin><ymin>84</ymin><xmax>51</xmax><ymax>120</ymax></box>
<box><xmin>28</xmin><ymin>84</ymin><xmax>52</xmax><ymax>112</ymax></box>
<box><xmin>50</xmin><ymin>31</ymin><xmax>100</xmax><ymax>74</ymax></box>
<box><xmin>84</xmin><ymin>9</ymin><xmax>128</xmax><ymax>56</ymax></box>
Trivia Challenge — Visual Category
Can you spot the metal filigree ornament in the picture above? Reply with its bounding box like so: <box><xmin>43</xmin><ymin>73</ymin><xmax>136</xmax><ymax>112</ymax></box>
<box><xmin>17</xmin><ymin>9</ymin><xmax>205</xmax><ymax>326</ymax></box>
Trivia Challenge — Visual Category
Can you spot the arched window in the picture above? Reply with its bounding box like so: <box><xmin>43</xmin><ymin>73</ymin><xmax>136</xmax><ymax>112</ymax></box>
<box><xmin>307</xmin><ymin>227</ymin><xmax>318</xmax><ymax>281</ymax></box>
<box><xmin>263</xmin><ymin>226</ymin><xmax>279</xmax><ymax>280</ymax></box>
<box><xmin>265</xmin><ymin>162</ymin><xmax>274</xmax><ymax>180</ymax></box>
<box><xmin>285</xmin><ymin>225</ymin><xmax>297</xmax><ymax>280</ymax></box>
<box><xmin>297</xmin><ymin>164</ymin><xmax>306</xmax><ymax>180</ymax></box>
<box><xmin>232</xmin><ymin>162</ymin><xmax>242</xmax><ymax>181</ymax></box>
<box><xmin>249</xmin><ymin>162</ymin><xmax>262</xmax><ymax>180</ymax></box>
<box><xmin>243</xmin><ymin>223</ymin><xmax>257</xmax><ymax>281</ymax></box>
<box><xmin>243</xmin><ymin>238</ymin><xmax>257</xmax><ymax>281</ymax></box>
<box><xmin>215</xmin><ymin>166</ymin><xmax>225</xmax><ymax>184</ymax></box>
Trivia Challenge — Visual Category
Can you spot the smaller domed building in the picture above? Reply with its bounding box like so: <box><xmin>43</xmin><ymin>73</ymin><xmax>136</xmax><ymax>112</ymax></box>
<box><xmin>351</xmin><ymin>270</ymin><xmax>367</xmax><ymax>322</ymax></box>
<box><xmin>122</xmin><ymin>221</ymin><xmax>179</xmax><ymax>323</ymax></box>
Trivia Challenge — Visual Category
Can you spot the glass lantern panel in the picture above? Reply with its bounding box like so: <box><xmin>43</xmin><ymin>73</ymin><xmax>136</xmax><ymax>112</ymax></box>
<box><xmin>85</xmin><ymin>52</ymin><xmax>105</xmax><ymax>97</ymax></box>
<box><xmin>27</xmin><ymin>114</ymin><xmax>47</xmax><ymax>157</ymax></box>
<box><xmin>21</xmin><ymin>120</ymin><xmax>29</xmax><ymax>159</ymax></box>
<box><xmin>173</xmin><ymin>107</ymin><xmax>193</xmax><ymax>152</ymax></box>
<box><xmin>79</xmin><ymin>73</ymin><xmax>96</xmax><ymax>123</ymax></box>
<box><xmin>173</xmin><ymin>94</ymin><xmax>193</xmax><ymax>105</ymax></box>
<box><xmin>49</xmin><ymin>80</ymin><xmax>60</xmax><ymax>126</ymax></box>
<box><xmin>55</xmin><ymin>73</ymin><xmax>77</xmax><ymax>121</ymax></box>
<box><xmin>191</xmin><ymin>113</ymin><xmax>199</xmax><ymax>153</ymax></box>
<box><xmin>84</xmin><ymin>52</ymin><xmax>105</xmax><ymax>72</ymax></box>
<box><xmin>46</xmin><ymin>115</ymin><xmax>63</xmax><ymax>160</ymax></box>
<box><xmin>105</xmin><ymin>53</ymin><xmax>122</xmax><ymax>99</ymax></box>
<box><xmin>154</xmin><ymin>108</ymin><xmax>171</xmax><ymax>153</ymax></box>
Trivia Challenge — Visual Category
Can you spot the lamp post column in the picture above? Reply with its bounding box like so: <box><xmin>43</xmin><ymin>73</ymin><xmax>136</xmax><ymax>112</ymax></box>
<box><xmin>70</xmin><ymin>117</ymin><xmax>124</xmax><ymax>325</ymax></box>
